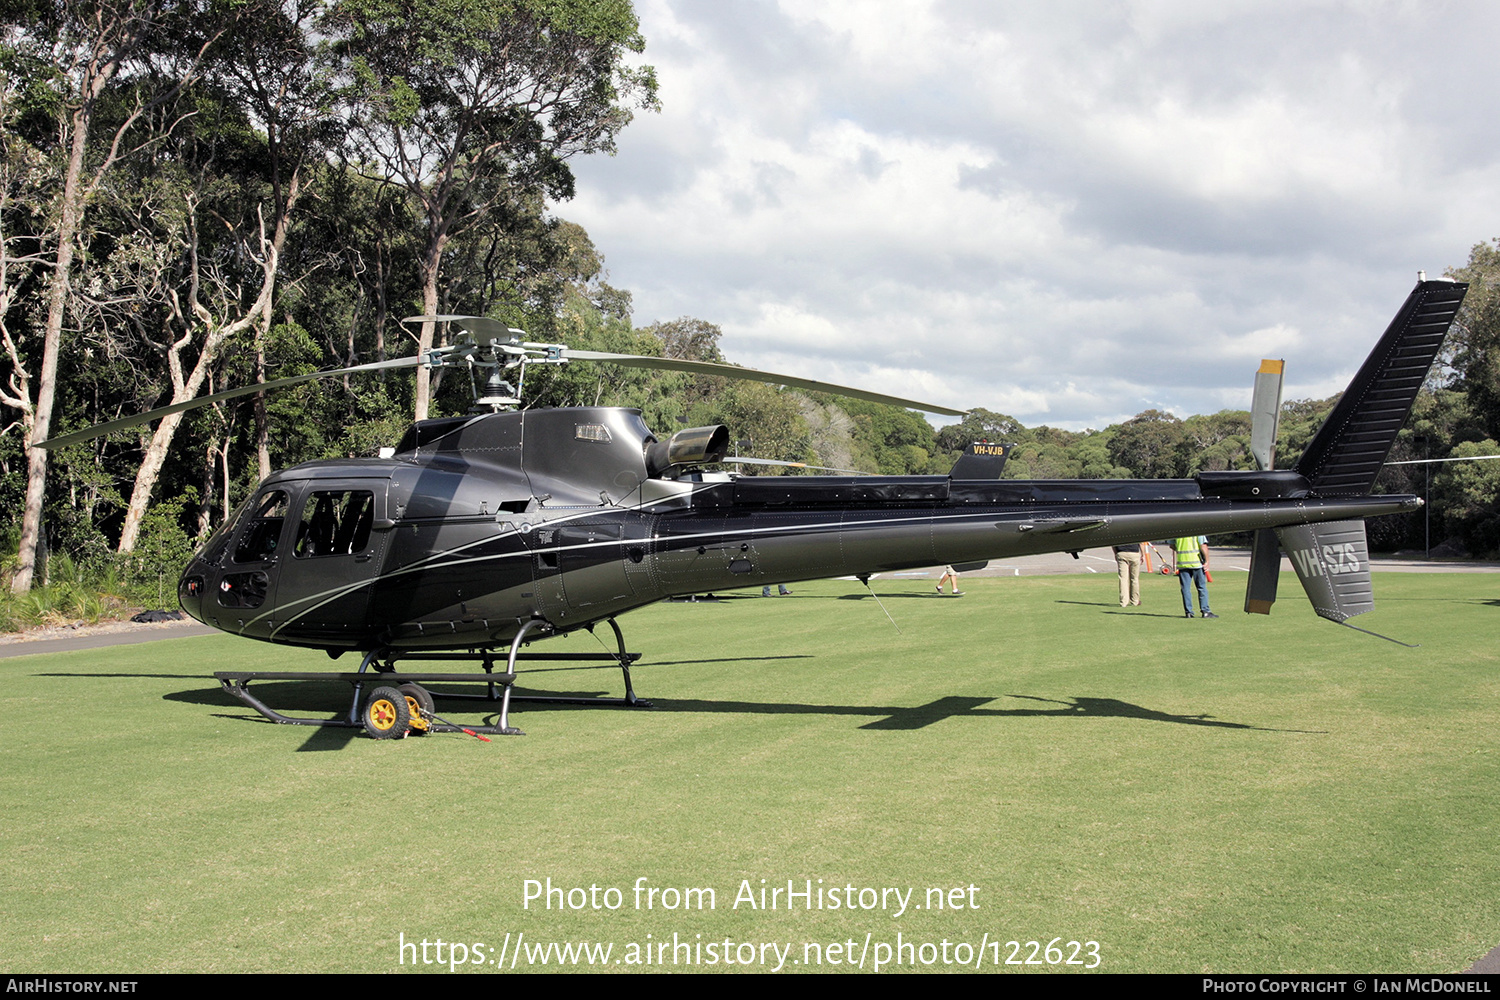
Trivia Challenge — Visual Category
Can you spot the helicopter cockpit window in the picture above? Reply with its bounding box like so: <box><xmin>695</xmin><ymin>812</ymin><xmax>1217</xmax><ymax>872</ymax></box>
<box><xmin>232</xmin><ymin>490</ymin><xmax>290</xmax><ymax>564</ymax></box>
<box><xmin>199</xmin><ymin>494</ymin><xmax>256</xmax><ymax>568</ymax></box>
<box><xmin>294</xmin><ymin>490</ymin><xmax>374</xmax><ymax>558</ymax></box>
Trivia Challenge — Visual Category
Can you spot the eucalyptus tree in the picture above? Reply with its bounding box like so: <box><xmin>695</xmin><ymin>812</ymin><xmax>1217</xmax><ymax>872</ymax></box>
<box><xmin>1107</xmin><ymin>409</ymin><xmax>1186</xmax><ymax>479</ymax></box>
<box><xmin>0</xmin><ymin>0</ymin><xmax>222</xmax><ymax>590</ymax></box>
<box><xmin>215</xmin><ymin>0</ymin><xmax>342</xmax><ymax>483</ymax></box>
<box><xmin>1447</xmin><ymin>239</ymin><xmax>1500</xmax><ymax>441</ymax></box>
<box><xmin>290</xmin><ymin>162</ymin><xmax>422</xmax><ymax>371</ymax></box>
<box><xmin>934</xmin><ymin>408</ymin><xmax>1026</xmax><ymax>455</ymax></box>
<box><xmin>78</xmin><ymin>0</ymin><xmax>340</xmax><ymax>554</ymax></box>
<box><xmin>0</xmin><ymin>64</ymin><xmax>47</xmax><ymax>445</ymax></box>
<box><xmin>326</xmin><ymin>0</ymin><xmax>658</xmax><ymax>420</ymax></box>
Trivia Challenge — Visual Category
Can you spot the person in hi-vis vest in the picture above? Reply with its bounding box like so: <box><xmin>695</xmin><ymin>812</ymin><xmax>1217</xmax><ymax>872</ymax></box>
<box><xmin>1173</xmin><ymin>536</ymin><xmax>1217</xmax><ymax>619</ymax></box>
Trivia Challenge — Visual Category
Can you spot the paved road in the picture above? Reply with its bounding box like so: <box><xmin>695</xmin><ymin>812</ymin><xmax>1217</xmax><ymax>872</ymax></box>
<box><xmin>0</xmin><ymin>620</ymin><xmax>218</xmax><ymax>659</ymax></box>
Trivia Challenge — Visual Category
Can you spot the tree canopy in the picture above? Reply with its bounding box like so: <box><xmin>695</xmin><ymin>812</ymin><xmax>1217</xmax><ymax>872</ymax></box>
<box><xmin>328</xmin><ymin>0</ymin><xmax>658</xmax><ymax>419</ymax></box>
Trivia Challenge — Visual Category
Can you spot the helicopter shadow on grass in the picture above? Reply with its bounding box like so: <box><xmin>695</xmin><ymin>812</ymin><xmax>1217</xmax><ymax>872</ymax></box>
<box><xmin>264</xmin><ymin>689</ymin><xmax>1316</xmax><ymax>748</ymax></box>
<box><xmin>156</xmin><ymin>680</ymin><xmax>1314</xmax><ymax>746</ymax></box>
<box><xmin>150</xmin><ymin>653</ymin><xmax>817</xmax><ymax>751</ymax></box>
<box><xmin>831</xmin><ymin>592</ymin><xmax>967</xmax><ymax>601</ymax></box>
<box><xmin>1053</xmin><ymin>599</ymin><xmax>1196</xmax><ymax>619</ymax></box>
<box><xmin>44</xmin><ymin>662</ymin><xmax>1311</xmax><ymax>745</ymax></box>
<box><xmin>166</xmin><ymin>679</ymin><xmax>628</xmax><ymax>752</ymax></box>
<box><xmin>646</xmin><ymin>692</ymin><xmax>1322</xmax><ymax>733</ymax></box>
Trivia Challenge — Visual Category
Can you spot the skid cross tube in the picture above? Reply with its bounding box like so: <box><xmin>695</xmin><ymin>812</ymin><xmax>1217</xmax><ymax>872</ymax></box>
<box><xmin>216</xmin><ymin>670</ymin><xmax>518</xmax><ymax>735</ymax></box>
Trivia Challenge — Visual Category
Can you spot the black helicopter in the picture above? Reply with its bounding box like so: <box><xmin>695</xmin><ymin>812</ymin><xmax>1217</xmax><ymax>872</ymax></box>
<box><xmin>39</xmin><ymin>277</ymin><xmax>1468</xmax><ymax>738</ymax></box>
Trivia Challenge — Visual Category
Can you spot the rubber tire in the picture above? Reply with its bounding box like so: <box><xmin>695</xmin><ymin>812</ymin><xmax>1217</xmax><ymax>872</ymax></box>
<box><xmin>398</xmin><ymin>683</ymin><xmax>434</xmax><ymax>734</ymax></box>
<box><xmin>363</xmin><ymin>685</ymin><xmax>411</xmax><ymax>739</ymax></box>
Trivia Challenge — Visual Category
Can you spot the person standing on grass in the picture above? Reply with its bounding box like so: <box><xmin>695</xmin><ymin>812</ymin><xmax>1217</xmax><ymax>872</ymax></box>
<box><xmin>1173</xmin><ymin>535</ymin><xmax>1216</xmax><ymax>619</ymax></box>
<box><xmin>936</xmin><ymin>565</ymin><xmax>963</xmax><ymax>596</ymax></box>
<box><xmin>1113</xmin><ymin>542</ymin><xmax>1145</xmax><ymax>607</ymax></box>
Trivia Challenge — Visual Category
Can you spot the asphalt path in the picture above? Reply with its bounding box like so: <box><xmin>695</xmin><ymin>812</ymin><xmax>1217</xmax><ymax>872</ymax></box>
<box><xmin>0</xmin><ymin>619</ymin><xmax>218</xmax><ymax>658</ymax></box>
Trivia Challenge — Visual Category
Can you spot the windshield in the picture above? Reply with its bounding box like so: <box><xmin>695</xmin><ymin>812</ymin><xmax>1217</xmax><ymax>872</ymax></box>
<box><xmin>195</xmin><ymin>494</ymin><xmax>258</xmax><ymax>568</ymax></box>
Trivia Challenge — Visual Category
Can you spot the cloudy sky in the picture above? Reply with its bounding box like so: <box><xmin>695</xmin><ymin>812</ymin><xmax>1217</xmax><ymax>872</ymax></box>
<box><xmin>564</xmin><ymin>0</ymin><xmax>1500</xmax><ymax>430</ymax></box>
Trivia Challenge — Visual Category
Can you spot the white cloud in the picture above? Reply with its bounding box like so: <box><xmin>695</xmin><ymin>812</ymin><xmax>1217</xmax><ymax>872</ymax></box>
<box><xmin>565</xmin><ymin>0</ymin><xmax>1500</xmax><ymax>430</ymax></box>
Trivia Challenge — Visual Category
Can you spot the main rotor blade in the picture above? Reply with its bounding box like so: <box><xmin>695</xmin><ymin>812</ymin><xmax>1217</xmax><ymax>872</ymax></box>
<box><xmin>565</xmin><ymin>349</ymin><xmax>966</xmax><ymax>416</ymax></box>
<box><xmin>36</xmin><ymin>355</ymin><xmax>423</xmax><ymax>450</ymax></box>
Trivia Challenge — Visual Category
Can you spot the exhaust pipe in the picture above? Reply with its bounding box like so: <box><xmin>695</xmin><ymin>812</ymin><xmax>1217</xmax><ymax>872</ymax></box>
<box><xmin>645</xmin><ymin>425</ymin><xmax>730</xmax><ymax>476</ymax></box>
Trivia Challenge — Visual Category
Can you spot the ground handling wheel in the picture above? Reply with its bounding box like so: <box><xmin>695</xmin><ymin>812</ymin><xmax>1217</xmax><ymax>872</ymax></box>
<box><xmin>398</xmin><ymin>683</ymin><xmax>434</xmax><ymax>735</ymax></box>
<box><xmin>362</xmin><ymin>686</ymin><xmax>412</xmax><ymax>739</ymax></box>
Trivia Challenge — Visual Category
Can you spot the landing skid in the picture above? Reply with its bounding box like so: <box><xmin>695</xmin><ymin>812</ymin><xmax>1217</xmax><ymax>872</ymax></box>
<box><xmin>215</xmin><ymin>618</ymin><xmax>651</xmax><ymax>738</ymax></box>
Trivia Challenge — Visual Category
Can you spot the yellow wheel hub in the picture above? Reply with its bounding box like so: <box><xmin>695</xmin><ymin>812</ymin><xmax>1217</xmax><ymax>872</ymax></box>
<box><xmin>369</xmin><ymin>698</ymin><xmax>399</xmax><ymax>731</ymax></box>
<box><xmin>362</xmin><ymin>685</ymin><xmax>411</xmax><ymax>740</ymax></box>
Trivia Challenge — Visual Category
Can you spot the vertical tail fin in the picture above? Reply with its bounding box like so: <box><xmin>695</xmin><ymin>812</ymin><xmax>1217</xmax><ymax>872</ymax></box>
<box><xmin>1293</xmin><ymin>279</ymin><xmax>1467</xmax><ymax>495</ymax></box>
<box><xmin>1276</xmin><ymin>520</ymin><xmax>1374</xmax><ymax>623</ymax></box>
<box><xmin>949</xmin><ymin>441</ymin><xmax>1012</xmax><ymax>479</ymax></box>
<box><xmin>1244</xmin><ymin>279</ymin><xmax>1466</xmax><ymax>626</ymax></box>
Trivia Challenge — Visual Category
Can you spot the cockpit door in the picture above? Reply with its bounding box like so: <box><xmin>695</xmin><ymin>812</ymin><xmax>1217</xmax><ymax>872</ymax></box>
<box><xmin>269</xmin><ymin>480</ymin><xmax>390</xmax><ymax>642</ymax></box>
<box><xmin>211</xmin><ymin>484</ymin><xmax>298</xmax><ymax>635</ymax></box>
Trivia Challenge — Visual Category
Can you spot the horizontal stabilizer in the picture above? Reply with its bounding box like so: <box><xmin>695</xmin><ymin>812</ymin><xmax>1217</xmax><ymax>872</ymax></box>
<box><xmin>1275</xmin><ymin>520</ymin><xmax>1373</xmax><ymax>623</ymax></box>
<box><xmin>1294</xmin><ymin>280</ymin><xmax>1467</xmax><ymax>495</ymax></box>
<box><xmin>949</xmin><ymin>442</ymin><xmax>1012</xmax><ymax>479</ymax></box>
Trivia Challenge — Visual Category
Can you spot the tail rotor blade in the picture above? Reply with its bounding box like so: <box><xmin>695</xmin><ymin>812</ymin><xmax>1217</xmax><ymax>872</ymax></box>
<box><xmin>1244</xmin><ymin>527</ymin><xmax>1282</xmax><ymax>615</ymax></box>
<box><xmin>1250</xmin><ymin>359</ymin><xmax>1285</xmax><ymax>472</ymax></box>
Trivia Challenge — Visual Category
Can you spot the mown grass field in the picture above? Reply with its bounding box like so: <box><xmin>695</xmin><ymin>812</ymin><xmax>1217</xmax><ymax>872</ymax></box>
<box><xmin>2</xmin><ymin>571</ymin><xmax>1497</xmax><ymax>974</ymax></box>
